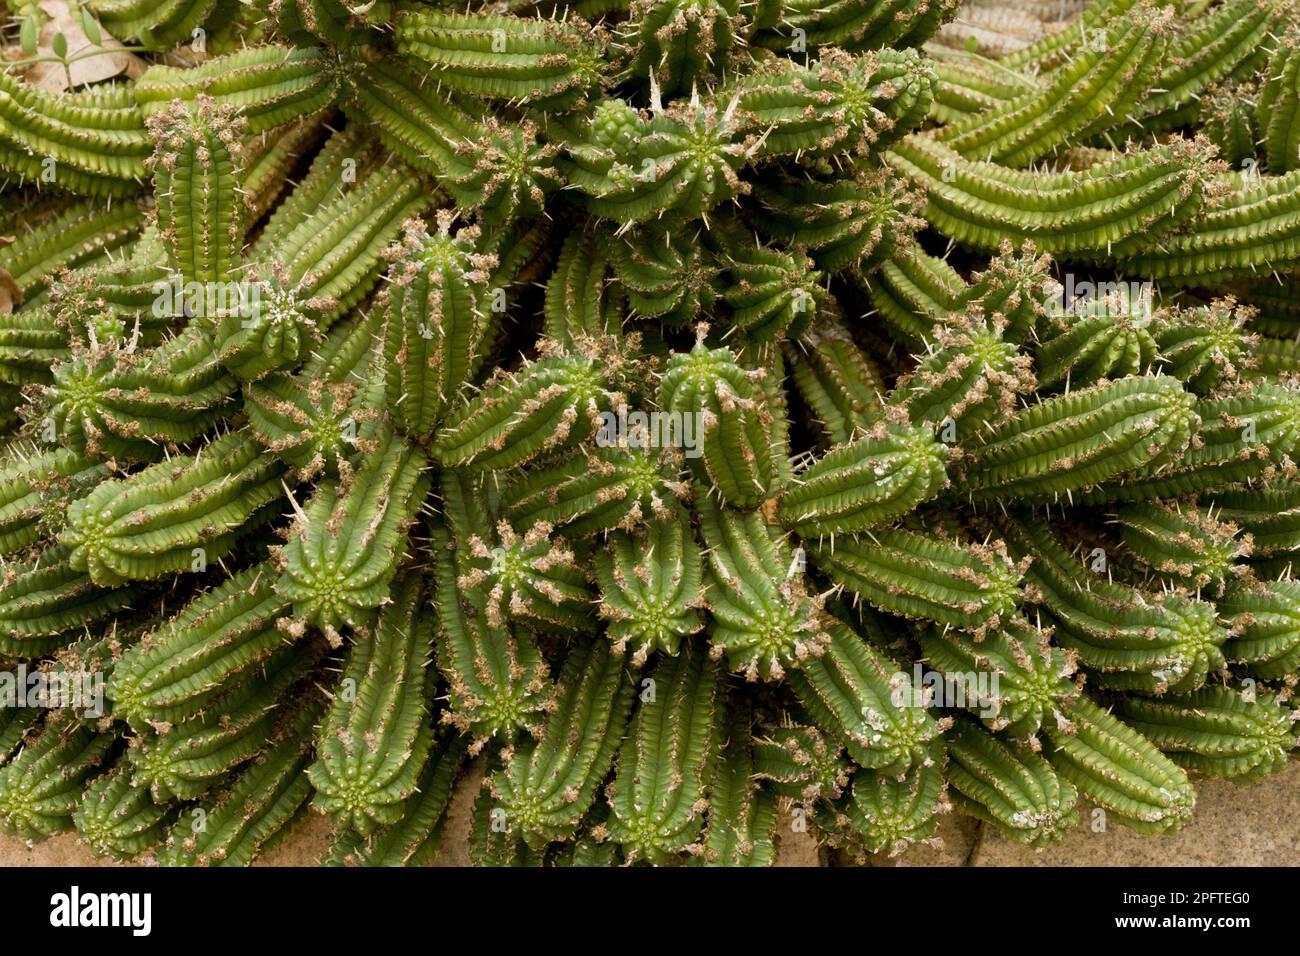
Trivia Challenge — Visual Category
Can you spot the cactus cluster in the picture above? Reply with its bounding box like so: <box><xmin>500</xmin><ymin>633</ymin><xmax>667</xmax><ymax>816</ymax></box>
<box><xmin>0</xmin><ymin>0</ymin><xmax>1298</xmax><ymax>867</ymax></box>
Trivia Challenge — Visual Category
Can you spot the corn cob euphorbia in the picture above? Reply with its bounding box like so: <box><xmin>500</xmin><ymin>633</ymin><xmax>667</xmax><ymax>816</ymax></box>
<box><xmin>0</xmin><ymin>0</ymin><xmax>1299</xmax><ymax>869</ymax></box>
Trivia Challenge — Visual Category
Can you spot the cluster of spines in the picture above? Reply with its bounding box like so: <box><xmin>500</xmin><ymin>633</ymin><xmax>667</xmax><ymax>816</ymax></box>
<box><xmin>998</xmin><ymin>514</ymin><xmax>1230</xmax><ymax>695</ymax></box>
<box><xmin>945</xmin><ymin>717</ymin><xmax>1078</xmax><ymax>848</ymax></box>
<box><xmin>274</xmin><ymin>426</ymin><xmax>430</xmax><ymax>641</ymax></box>
<box><xmin>918</xmin><ymin>615</ymin><xmax>1080</xmax><ymax>740</ymax></box>
<box><xmin>809</xmin><ymin>528</ymin><xmax>1024</xmax><ymax>634</ymax></box>
<box><xmin>603</xmin><ymin>641</ymin><xmax>723</xmax><ymax>863</ymax></box>
<box><xmin>61</xmin><ymin>430</ymin><xmax>284</xmax><ymax>587</ymax></box>
<box><xmin>127</xmin><ymin>642</ymin><xmax>317</xmax><ymax>803</ymax></box>
<box><xmin>787</xmin><ymin>615</ymin><xmax>940</xmax><ymax>774</ymax></box>
<box><xmin>431</xmin><ymin>473</ymin><xmax>552</xmax><ymax>749</ymax></box>
<box><xmin>107</xmin><ymin>564</ymin><xmax>293</xmax><ymax>728</ymax></box>
<box><xmin>307</xmin><ymin>576</ymin><xmax>435</xmax><ymax>835</ymax></box>
<box><xmin>1045</xmin><ymin>695</ymin><xmax>1196</xmax><ymax>834</ymax></box>
<box><xmin>155</xmin><ymin>693</ymin><xmax>327</xmax><ymax>866</ymax></box>
<box><xmin>394</xmin><ymin>9</ymin><xmax>607</xmax><ymax>111</ymax></box>
<box><xmin>432</xmin><ymin>336</ymin><xmax>631</xmax><ymax>473</ymax></box>
<box><xmin>697</xmin><ymin>496</ymin><xmax>830</xmax><ymax>680</ymax></box>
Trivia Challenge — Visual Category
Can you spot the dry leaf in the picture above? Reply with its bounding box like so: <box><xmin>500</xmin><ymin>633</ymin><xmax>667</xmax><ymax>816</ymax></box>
<box><xmin>24</xmin><ymin>0</ymin><xmax>146</xmax><ymax>92</ymax></box>
<box><xmin>0</xmin><ymin>236</ymin><xmax>18</xmax><ymax>316</ymax></box>
<box><xmin>0</xmin><ymin>270</ymin><xmax>18</xmax><ymax>316</ymax></box>
<box><xmin>0</xmin><ymin>236</ymin><xmax>17</xmax><ymax>317</ymax></box>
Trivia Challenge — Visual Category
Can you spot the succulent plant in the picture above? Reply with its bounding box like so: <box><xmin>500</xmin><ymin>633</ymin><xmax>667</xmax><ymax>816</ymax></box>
<box><xmin>0</xmin><ymin>0</ymin><xmax>1297</xmax><ymax>870</ymax></box>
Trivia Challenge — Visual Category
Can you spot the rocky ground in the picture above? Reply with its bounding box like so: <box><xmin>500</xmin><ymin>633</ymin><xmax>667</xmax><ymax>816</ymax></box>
<box><xmin>3</xmin><ymin>757</ymin><xmax>1295</xmax><ymax>867</ymax></box>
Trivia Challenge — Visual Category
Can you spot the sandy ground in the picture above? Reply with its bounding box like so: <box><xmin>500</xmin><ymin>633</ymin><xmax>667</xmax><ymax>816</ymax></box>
<box><xmin>4</xmin><ymin>757</ymin><xmax>1296</xmax><ymax>867</ymax></box>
